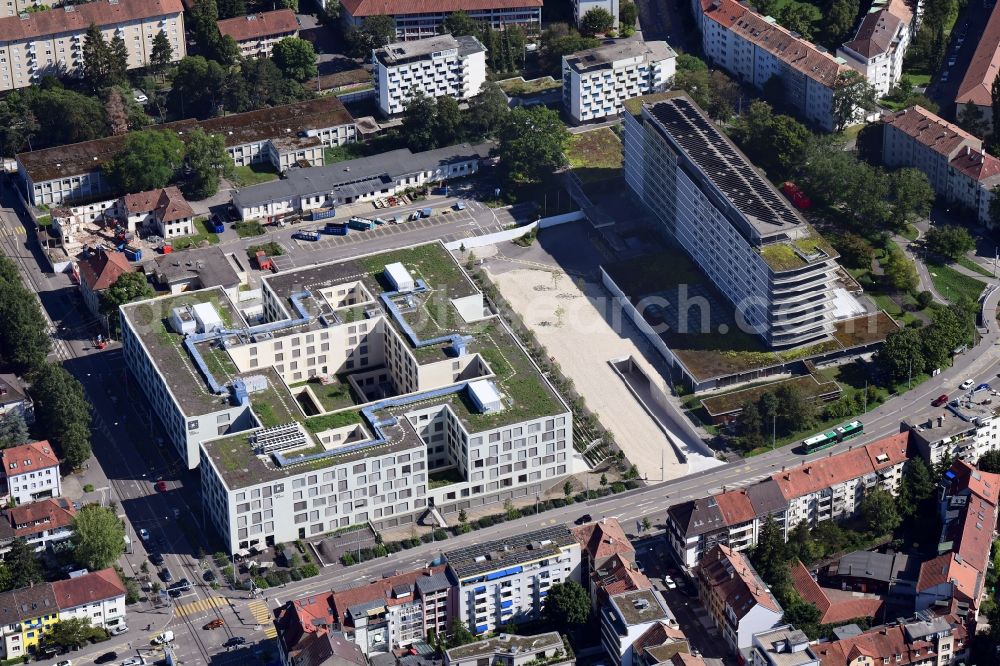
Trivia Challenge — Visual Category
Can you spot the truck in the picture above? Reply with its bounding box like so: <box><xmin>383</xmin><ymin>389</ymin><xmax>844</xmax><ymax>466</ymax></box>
<box><xmin>348</xmin><ymin>217</ymin><xmax>375</xmax><ymax>231</ymax></box>
<box><xmin>324</xmin><ymin>222</ymin><xmax>348</xmax><ymax>236</ymax></box>
<box><xmin>123</xmin><ymin>245</ymin><xmax>142</xmax><ymax>261</ymax></box>
<box><xmin>292</xmin><ymin>230</ymin><xmax>321</xmax><ymax>241</ymax></box>
<box><xmin>310</xmin><ymin>207</ymin><xmax>336</xmax><ymax>221</ymax></box>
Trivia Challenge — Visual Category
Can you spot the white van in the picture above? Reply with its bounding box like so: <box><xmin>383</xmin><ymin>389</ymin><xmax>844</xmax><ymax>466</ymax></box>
<box><xmin>153</xmin><ymin>630</ymin><xmax>174</xmax><ymax>645</ymax></box>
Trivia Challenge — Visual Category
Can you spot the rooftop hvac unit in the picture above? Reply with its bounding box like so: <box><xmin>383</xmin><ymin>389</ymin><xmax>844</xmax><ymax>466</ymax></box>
<box><xmin>468</xmin><ymin>380</ymin><xmax>503</xmax><ymax>414</ymax></box>
<box><xmin>384</xmin><ymin>262</ymin><xmax>415</xmax><ymax>292</ymax></box>
<box><xmin>191</xmin><ymin>301</ymin><xmax>223</xmax><ymax>333</ymax></box>
<box><xmin>231</xmin><ymin>379</ymin><xmax>250</xmax><ymax>406</ymax></box>
<box><xmin>169</xmin><ymin>306</ymin><xmax>196</xmax><ymax>335</ymax></box>
<box><xmin>252</xmin><ymin>422</ymin><xmax>307</xmax><ymax>454</ymax></box>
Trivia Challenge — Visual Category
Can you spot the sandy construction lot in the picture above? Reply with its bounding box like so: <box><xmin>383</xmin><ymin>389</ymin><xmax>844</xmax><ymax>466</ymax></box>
<box><xmin>483</xmin><ymin>253</ymin><xmax>693</xmax><ymax>480</ymax></box>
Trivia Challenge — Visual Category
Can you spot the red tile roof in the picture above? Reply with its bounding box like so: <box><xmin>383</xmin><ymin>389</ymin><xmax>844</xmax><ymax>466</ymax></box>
<box><xmin>6</xmin><ymin>498</ymin><xmax>75</xmax><ymax>539</ymax></box>
<box><xmin>697</xmin><ymin>544</ymin><xmax>782</xmax><ymax>619</ymax></box>
<box><xmin>842</xmin><ymin>10</ymin><xmax>902</xmax><ymax>59</ymax></box>
<box><xmin>950</xmin><ymin>147</ymin><xmax>1000</xmax><ymax>183</ymax></box>
<box><xmin>331</xmin><ymin>566</ymin><xmax>446</xmax><ymax>626</ymax></box>
<box><xmin>813</xmin><ymin>620</ymin><xmax>959</xmax><ymax>666</ymax></box>
<box><xmin>276</xmin><ymin>592</ymin><xmax>335</xmax><ymax>655</ymax></box>
<box><xmin>1</xmin><ymin>441</ymin><xmax>59</xmax><ymax>475</ymax></box>
<box><xmin>77</xmin><ymin>247</ymin><xmax>133</xmax><ymax>292</ymax></box>
<box><xmin>790</xmin><ymin>560</ymin><xmax>883</xmax><ymax>624</ymax></box>
<box><xmin>592</xmin><ymin>553</ymin><xmax>652</xmax><ymax>601</ymax></box>
<box><xmin>218</xmin><ymin>9</ymin><xmax>298</xmax><ymax>42</ymax></box>
<box><xmin>341</xmin><ymin>0</ymin><xmax>542</xmax><ymax>18</ymax></box>
<box><xmin>0</xmin><ymin>0</ymin><xmax>183</xmax><ymax>42</ymax></box>
<box><xmin>956</xmin><ymin>0</ymin><xmax>1000</xmax><ymax>107</ymax></box>
<box><xmin>123</xmin><ymin>186</ymin><xmax>194</xmax><ymax>223</ymax></box>
<box><xmin>916</xmin><ymin>553</ymin><xmax>981</xmax><ymax>605</ymax></box>
<box><xmin>714</xmin><ymin>488</ymin><xmax>759</xmax><ymax>526</ymax></box>
<box><xmin>883</xmin><ymin>106</ymin><xmax>981</xmax><ymax>159</ymax></box>
<box><xmin>51</xmin><ymin>568</ymin><xmax>126</xmax><ymax>610</ymax></box>
<box><xmin>950</xmin><ymin>459</ymin><xmax>1000</xmax><ymax>506</ymax></box>
<box><xmin>572</xmin><ymin>517</ymin><xmax>634</xmax><ymax>563</ymax></box>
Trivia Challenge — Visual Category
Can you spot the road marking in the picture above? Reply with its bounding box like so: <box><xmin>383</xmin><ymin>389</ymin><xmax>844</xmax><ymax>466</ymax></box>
<box><xmin>249</xmin><ymin>600</ymin><xmax>276</xmax><ymax>638</ymax></box>
<box><xmin>175</xmin><ymin>595</ymin><xmax>227</xmax><ymax>617</ymax></box>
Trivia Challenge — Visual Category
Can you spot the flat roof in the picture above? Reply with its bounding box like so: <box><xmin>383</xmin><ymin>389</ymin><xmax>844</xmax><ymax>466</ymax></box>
<box><xmin>609</xmin><ymin>589</ymin><xmax>669</xmax><ymax>626</ymax></box>
<box><xmin>565</xmin><ymin>40</ymin><xmax>675</xmax><ymax>73</ymax></box>
<box><xmin>445</xmin><ymin>525</ymin><xmax>576</xmax><ymax>579</ymax></box>
<box><xmin>18</xmin><ymin>97</ymin><xmax>354</xmax><ymax>185</ymax></box>
<box><xmin>374</xmin><ymin>34</ymin><xmax>485</xmax><ymax>66</ymax></box>
<box><xmin>445</xmin><ymin>633</ymin><xmax>564</xmax><ymax>660</ymax></box>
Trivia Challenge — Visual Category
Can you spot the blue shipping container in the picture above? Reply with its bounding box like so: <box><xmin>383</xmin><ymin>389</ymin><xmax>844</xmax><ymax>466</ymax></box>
<box><xmin>324</xmin><ymin>223</ymin><xmax>348</xmax><ymax>236</ymax></box>
<box><xmin>311</xmin><ymin>208</ymin><xmax>336</xmax><ymax>221</ymax></box>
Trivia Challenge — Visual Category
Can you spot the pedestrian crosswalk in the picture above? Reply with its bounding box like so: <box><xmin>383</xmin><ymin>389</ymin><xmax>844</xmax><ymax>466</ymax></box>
<box><xmin>249</xmin><ymin>600</ymin><xmax>276</xmax><ymax>639</ymax></box>
<box><xmin>175</xmin><ymin>595</ymin><xmax>227</xmax><ymax>617</ymax></box>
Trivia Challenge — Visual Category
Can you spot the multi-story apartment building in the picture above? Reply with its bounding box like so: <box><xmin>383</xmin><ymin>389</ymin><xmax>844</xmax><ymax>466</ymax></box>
<box><xmin>810</xmin><ymin>611</ymin><xmax>970</xmax><ymax>665</ymax></box>
<box><xmin>16</xmin><ymin>96</ymin><xmax>355</xmax><ymax>206</ymax></box>
<box><xmin>1</xmin><ymin>441</ymin><xmax>61</xmax><ymax>506</ymax></box>
<box><xmin>623</xmin><ymin>92</ymin><xmax>842</xmax><ymax>349</ymax></box>
<box><xmin>955</xmin><ymin>0</ymin><xmax>1000</xmax><ymax>125</ymax></box>
<box><xmin>77</xmin><ymin>246</ymin><xmax>133</xmax><ymax>318</ymax></box>
<box><xmin>217</xmin><ymin>9</ymin><xmax>298</xmax><ymax>59</ymax></box>
<box><xmin>0</xmin><ymin>497</ymin><xmax>76</xmax><ymax>555</ymax></box>
<box><xmin>590</xmin><ymin>554</ymin><xmax>652</xmax><ymax>610</ymax></box>
<box><xmin>667</xmin><ymin>433</ymin><xmax>909</xmax><ymax>568</ymax></box>
<box><xmin>0</xmin><ymin>569</ymin><xmax>126</xmax><ymax>660</ymax></box>
<box><xmin>446</xmin><ymin>632</ymin><xmax>573</xmax><ymax>666</ymax></box>
<box><xmin>0</xmin><ymin>375</ymin><xmax>33</xmax><ymax>425</ymax></box>
<box><xmin>572</xmin><ymin>517</ymin><xmax>636</xmax><ymax>594</ymax></box>
<box><xmin>121</xmin><ymin>186</ymin><xmax>194</xmax><ymax>239</ymax></box>
<box><xmin>836</xmin><ymin>0</ymin><xmax>914</xmax><ymax>96</ymax></box>
<box><xmin>562</xmin><ymin>40</ymin><xmax>676</xmax><ymax>124</ymax></box>
<box><xmin>600</xmin><ymin>589</ymin><xmax>675</xmax><ymax>666</ymax></box>
<box><xmin>446</xmin><ymin>525</ymin><xmax>581</xmax><ymax>636</ymax></box>
<box><xmin>748</xmin><ymin>625</ymin><xmax>818</xmax><ymax>666</ymax></box>
<box><xmin>340</xmin><ymin>0</ymin><xmax>542</xmax><ymax>41</ymax></box>
<box><xmin>882</xmin><ymin>105</ymin><xmax>1000</xmax><ymax>229</ymax></box>
<box><xmin>373</xmin><ymin>34</ymin><xmax>486</xmax><ymax>116</ymax></box>
<box><xmin>695</xmin><ymin>544</ymin><xmax>783</xmax><ymax>652</ymax></box>
<box><xmin>232</xmin><ymin>143</ymin><xmax>489</xmax><ymax>222</ymax></box>
<box><xmin>916</xmin><ymin>460</ymin><xmax>999</xmax><ymax>621</ymax></box>
<box><xmin>695</xmin><ymin>0</ymin><xmax>851</xmax><ymax>131</ymax></box>
<box><xmin>120</xmin><ymin>243</ymin><xmax>576</xmax><ymax>552</ymax></box>
<box><xmin>0</xmin><ymin>0</ymin><xmax>185</xmax><ymax>91</ymax></box>
<box><xmin>573</xmin><ymin>0</ymin><xmax>619</xmax><ymax>28</ymax></box>
<box><xmin>904</xmin><ymin>402</ymin><xmax>999</xmax><ymax>467</ymax></box>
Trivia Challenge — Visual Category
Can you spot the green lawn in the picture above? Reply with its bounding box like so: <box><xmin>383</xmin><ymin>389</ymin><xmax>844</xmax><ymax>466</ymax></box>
<box><xmin>904</xmin><ymin>72</ymin><xmax>932</xmax><ymax>87</ymax></box>
<box><xmin>927</xmin><ymin>262</ymin><xmax>987</xmax><ymax>303</ymax></box>
<box><xmin>324</xmin><ymin>143</ymin><xmax>368</xmax><ymax>165</ymax></box>
<box><xmin>956</xmin><ymin>256</ymin><xmax>994</xmax><ymax>278</ymax></box>
<box><xmin>171</xmin><ymin>217</ymin><xmax>220</xmax><ymax>251</ymax></box>
<box><xmin>36</xmin><ymin>214</ymin><xmax>52</xmax><ymax>227</ymax></box>
<box><xmin>900</xmin><ymin>224</ymin><xmax>919</xmax><ymax>241</ymax></box>
<box><xmin>234</xmin><ymin>221</ymin><xmax>266</xmax><ymax>238</ymax></box>
<box><xmin>497</xmin><ymin>76</ymin><xmax>561</xmax><ymax>96</ymax></box>
<box><xmin>230</xmin><ymin>163</ymin><xmax>279</xmax><ymax>187</ymax></box>
<box><xmin>566</xmin><ymin>127</ymin><xmax>623</xmax><ymax>183</ymax></box>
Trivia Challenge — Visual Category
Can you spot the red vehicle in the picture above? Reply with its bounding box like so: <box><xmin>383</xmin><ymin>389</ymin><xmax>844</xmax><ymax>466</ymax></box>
<box><xmin>782</xmin><ymin>181</ymin><xmax>813</xmax><ymax>210</ymax></box>
<box><xmin>932</xmin><ymin>394</ymin><xmax>949</xmax><ymax>407</ymax></box>
<box><xmin>155</xmin><ymin>481</ymin><xmax>168</xmax><ymax>492</ymax></box>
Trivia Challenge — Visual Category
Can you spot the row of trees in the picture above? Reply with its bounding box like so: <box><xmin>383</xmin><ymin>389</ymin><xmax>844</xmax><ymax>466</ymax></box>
<box><xmin>876</xmin><ymin>304</ymin><xmax>974</xmax><ymax>384</ymax></box>
<box><xmin>738</xmin><ymin>384</ymin><xmax>818</xmax><ymax>451</ymax></box>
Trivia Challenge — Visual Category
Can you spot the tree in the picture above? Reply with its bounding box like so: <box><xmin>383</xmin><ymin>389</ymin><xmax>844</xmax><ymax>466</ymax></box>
<box><xmin>992</xmin><ymin>71</ymin><xmax>1000</xmax><ymax>148</ymax></box>
<box><xmin>733</xmin><ymin>101</ymin><xmax>811</xmax><ymax>180</ymax></box>
<box><xmin>467</xmin><ymin>82</ymin><xmax>509</xmax><ymax>139</ymax></box>
<box><xmin>72</xmin><ymin>505</ymin><xmax>126</xmax><ymax>570</ymax></box>
<box><xmin>0</xmin><ymin>412</ymin><xmax>30</xmax><ymax>449</ymax></box>
<box><xmin>822</xmin><ymin>0</ymin><xmax>859</xmax><ymax>44</ymax></box>
<box><xmin>442</xmin><ymin>10</ymin><xmax>480</xmax><ymax>36</ymax></box>
<box><xmin>775</xmin><ymin>383</ymin><xmax>815</xmax><ymax>434</ymax></box>
<box><xmin>100</xmin><ymin>272</ymin><xmax>153</xmax><ymax>326</ymax></box>
<box><xmin>47</xmin><ymin>617</ymin><xmax>105</xmax><ymax>649</ymax></box>
<box><xmin>777</xmin><ymin>2</ymin><xmax>816</xmax><ymax>40</ymax></box>
<box><xmin>401</xmin><ymin>92</ymin><xmax>439</xmax><ymax>151</ymax></box>
<box><xmin>433</xmin><ymin>96</ymin><xmax>464</xmax><ymax>146</ymax></box>
<box><xmin>446</xmin><ymin>619</ymin><xmax>475</xmax><ymax>647</ymax></box>
<box><xmin>30</xmin><ymin>363</ymin><xmax>92</xmax><ymax>469</ymax></box>
<box><xmin>150</xmin><ymin>30</ymin><xmax>174</xmax><ymax>80</ymax></box>
<box><xmin>351</xmin><ymin>15</ymin><xmax>396</xmax><ymax>55</ymax></box>
<box><xmin>924</xmin><ymin>225</ymin><xmax>976</xmax><ymax>261</ymax></box>
<box><xmin>104</xmin><ymin>87</ymin><xmax>129</xmax><ymax>136</ymax></box>
<box><xmin>0</xmin><ymin>92</ymin><xmax>39</xmax><ymax>156</ymax></box>
<box><xmin>541</xmin><ymin>27</ymin><xmax>600</xmax><ymax>74</ymax></box>
<box><xmin>217</xmin><ymin>0</ymin><xmax>246</xmax><ymax>18</ymax></box>
<box><xmin>889</xmin><ymin>168</ymin><xmax>935</xmax><ymax>230</ymax></box>
<box><xmin>542</xmin><ymin>581</ymin><xmax>591</xmax><ymax>631</ymax></box>
<box><xmin>189</xmin><ymin>0</ymin><xmax>221</xmax><ymax>51</ymax></box>
<box><xmin>185</xmin><ymin>128</ymin><xmax>233</xmax><ymax>199</ymax></box>
<box><xmin>836</xmin><ymin>233</ymin><xmax>876</xmax><ymax>269</ymax></box>
<box><xmin>107</xmin><ymin>129</ymin><xmax>184</xmax><ymax>193</ymax></box>
<box><xmin>979</xmin><ymin>450</ymin><xmax>1000</xmax><ymax>474</ymax></box>
<box><xmin>750</xmin><ymin>516</ymin><xmax>790</xmax><ymax>592</ymax></box>
<box><xmin>272</xmin><ymin>37</ymin><xmax>318</xmax><ymax>82</ymax></box>
<box><xmin>897</xmin><ymin>457</ymin><xmax>935</xmax><ymax>517</ymax></box>
<box><xmin>619</xmin><ymin>1</ymin><xmax>638</xmax><ymax>26</ymax></box>
<box><xmin>0</xmin><ymin>257</ymin><xmax>52</xmax><ymax>373</ymax></box>
<box><xmin>783</xmin><ymin>599</ymin><xmax>822</xmax><ymax>637</ymax></box>
<box><xmin>496</xmin><ymin>106</ymin><xmax>569</xmax><ymax>184</ymax></box>
<box><xmin>580</xmin><ymin>7</ymin><xmax>615</xmax><ymax>35</ymax></box>
<box><xmin>563</xmin><ymin>480</ymin><xmax>573</xmax><ymax>497</ymax></box>
<box><xmin>26</xmin><ymin>87</ymin><xmax>108</xmax><ymax>148</ymax></box>
<box><xmin>82</xmin><ymin>24</ymin><xmax>112</xmax><ymax>91</ymax></box>
<box><xmin>877</xmin><ymin>327</ymin><xmax>925</xmax><ymax>384</ymax></box>
<box><xmin>6</xmin><ymin>538</ymin><xmax>42</xmax><ymax>589</ymax></box>
<box><xmin>169</xmin><ymin>56</ymin><xmax>228</xmax><ymax>119</ymax></box>
<box><xmin>740</xmin><ymin>399</ymin><xmax>765</xmax><ymax>451</ymax></box>
<box><xmin>860</xmin><ymin>488</ymin><xmax>901</xmax><ymax>535</ymax></box>
<box><xmin>883</xmin><ymin>246</ymin><xmax>919</xmax><ymax>292</ymax></box>
<box><xmin>832</xmin><ymin>71</ymin><xmax>877</xmax><ymax>132</ymax></box>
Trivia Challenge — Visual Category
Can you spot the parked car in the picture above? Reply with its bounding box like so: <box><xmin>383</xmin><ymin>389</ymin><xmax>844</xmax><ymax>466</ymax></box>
<box><xmin>160</xmin><ymin>568</ymin><xmax>173</xmax><ymax>583</ymax></box>
<box><xmin>95</xmin><ymin>653</ymin><xmax>117</xmax><ymax>665</ymax></box>
<box><xmin>575</xmin><ymin>513</ymin><xmax>593</xmax><ymax>525</ymax></box>
<box><xmin>110</xmin><ymin>625</ymin><xmax>128</xmax><ymax>636</ymax></box>
<box><xmin>153</xmin><ymin>631</ymin><xmax>174</xmax><ymax>645</ymax></box>
<box><xmin>138</xmin><ymin>528</ymin><xmax>150</xmax><ymax>541</ymax></box>
<box><xmin>56</xmin><ymin>661</ymin><xmax>73</xmax><ymax>666</ymax></box>
<box><xmin>976</xmin><ymin>383</ymin><xmax>992</xmax><ymax>393</ymax></box>
<box><xmin>932</xmin><ymin>394</ymin><xmax>949</xmax><ymax>407</ymax></box>
<box><xmin>961</xmin><ymin>379</ymin><xmax>975</xmax><ymax>390</ymax></box>
<box><xmin>149</xmin><ymin>552</ymin><xmax>164</xmax><ymax>566</ymax></box>
<box><xmin>132</xmin><ymin>89</ymin><xmax>148</xmax><ymax>104</ymax></box>
<box><xmin>120</xmin><ymin>657</ymin><xmax>147</xmax><ymax>666</ymax></box>
<box><xmin>155</xmin><ymin>481</ymin><xmax>167</xmax><ymax>492</ymax></box>
<box><xmin>203</xmin><ymin>569</ymin><xmax>216</xmax><ymax>582</ymax></box>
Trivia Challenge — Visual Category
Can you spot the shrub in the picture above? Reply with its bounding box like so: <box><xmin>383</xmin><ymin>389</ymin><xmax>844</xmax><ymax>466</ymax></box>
<box><xmin>252</xmin><ymin>576</ymin><xmax>269</xmax><ymax>589</ymax></box>
<box><xmin>301</xmin><ymin>563</ymin><xmax>320</xmax><ymax>577</ymax></box>
<box><xmin>611</xmin><ymin>482</ymin><xmax>626</xmax><ymax>493</ymax></box>
<box><xmin>83</xmin><ymin>484</ymin><xmax>95</xmax><ymax>493</ymax></box>
<box><xmin>290</xmin><ymin>568</ymin><xmax>303</xmax><ymax>581</ymax></box>
<box><xmin>213</xmin><ymin>552</ymin><xmax>229</xmax><ymax>567</ymax></box>
<box><xmin>341</xmin><ymin>553</ymin><xmax>356</xmax><ymax>566</ymax></box>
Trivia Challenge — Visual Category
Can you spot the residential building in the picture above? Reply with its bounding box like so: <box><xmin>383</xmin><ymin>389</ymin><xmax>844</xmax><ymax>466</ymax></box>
<box><xmin>790</xmin><ymin>561</ymin><xmax>884</xmax><ymax>625</ymax></box>
<box><xmin>144</xmin><ymin>246</ymin><xmax>244</xmax><ymax>297</ymax></box>
<box><xmin>16</xmin><ymin>96</ymin><xmax>355</xmax><ymax>206</ymax></box>
<box><xmin>574</xmin><ymin>0</ymin><xmax>618</xmax><ymax>27</ymax></box>
<box><xmin>695</xmin><ymin>0</ymin><xmax>851</xmax><ymax>131</ymax></box>
<box><xmin>0</xmin><ymin>584</ymin><xmax>58</xmax><ymax>660</ymax></box>
<box><xmin>0</xmin><ymin>374</ymin><xmax>33</xmax><ymax>424</ymax></box>
<box><xmin>446</xmin><ymin>525</ymin><xmax>581</xmax><ymax>635</ymax></box>
<box><xmin>77</xmin><ymin>246</ymin><xmax>133</xmax><ymax>318</ymax></box>
<box><xmin>955</xmin><ymin>0</ymin><xmax>1000</xmax><ymax>125</ymax></box>
<box><xmin>326</xmin><ymin>567</ymin><xmax>453</xmax><ymax>656</ymax></box>
<box><xmin>218</xmin><ymin>9</ymin><xmax>298</xmax><ymax>59</ymax></box>
<box><xmin>0</xmin><ymin>0</ymin><xmax>185</xmax><ymax>91</ymax></box>
<box><xmin>836</xmin><ymin>0</ymin><xmax>914</xmax><ymax>96</ymax></box>
<box><xmin>590</xmin><ymin>553</ymin><xmax>653</xmax><ymax>610</ymax></box>
<box><xmin>0</xmin><ymin>497</ymin><xmax>76</xmax><ymax>555</ymax></box>
<box><xmin>572</xmin><ymin>517</ymin><xmax>635</xmax><ymax>592</ymax></box>
<box><xmin>232</xmin><ymin>143</ymin><xmax>489</xmax><ymax>221</ymax></box>
<box><xmin>630</xmin><ymin>622</ymin><xmax>691</xmax><ymax>666</ymax></box>
<box><xmin>622</xmin><ymin>92</ymin><xmax>842</xmax><ymax>349</ymax></box>
<box><xmin>562</xmin><ymin>40</ymin><xmax>676</xmax><ymax>124</ymax></box>
<box><xmin>811</xmin><ymin>611</ymin><xmax>969</xmax><ymax>665</ymax></box>
<box><xmin>120</xmin><ymin>243</ymin><xmax>575</xmax><ymax>552</ymax></box>
<box><xmin>289</xmin><ymin>630</ymin><xmax>367</xmax><ymax>666</ymax></box>
<box><xmin>121</xmin><ymin>186</ymin><xmax>195</xmax><ymax>239</ymax></box>
<box><xmin>882</xmin><ymin>105</ymin><xmax>1000</xmax><ymax>229</ymax></box>
<box><xmin>339</xmin><ymin>0</ymin><xmax>542</xmax><ymax>41</ymax></box>
<box><xmin>667</xmin><ymin>433</ymin><xmax>909</xmax><ymax>568</ymax></box>
<box><xmin>748</xmin><ymin>625</ymin><xmax>818</xmax><ymax>666</ymax></box>
<box><xmin>51</xmin><ymin>568</ymin><xmax>127</xmax><ymax>631</ymax></box>
<box><xmin>904</xmin><ymin>401</ymin><xmax>999</xmax><ymax>467</ymax></box>
<box><xmin>695</xmin><ymin>544</ymin><xmax>783</xmax><ymax>652</ymax></box>
<box><xmin>0</xmin><ymin>441</ymin><xmax>61</xmax><ymax>506</ymax></box>
<box><xmin>915</xmin><ymin>460</ymin><xmax>999</xmax><ymax>619</ymax></box>
<box><xmin>600</xmin><ymin>588</ymin><xmax>676</xmax><ymax>666</ymax></box>
<box><xmin>820</xmin><ymin>549</ymin><xmax>918</xmax><ymax>599</ymax></box>
<box><xmin>445</xmin><ymin>632</ymin><xmax>573</xmax><ymax>666</ymax></box>
<box><xmin>275</xmin><ymin>593</ymin><xmax>337</xmax><ymax>665</ymax></box>
<box><xmin>373</xmin><ymin>34</ymin><xmax>487</xmax><ymax>116</ymax></box>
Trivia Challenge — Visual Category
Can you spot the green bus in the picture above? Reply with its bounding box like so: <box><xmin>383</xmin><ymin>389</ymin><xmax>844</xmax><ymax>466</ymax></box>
<box><xmin>800</xmin><ymin>420</ymin><xmax>864</xmax><ymax>453</ymax></box>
